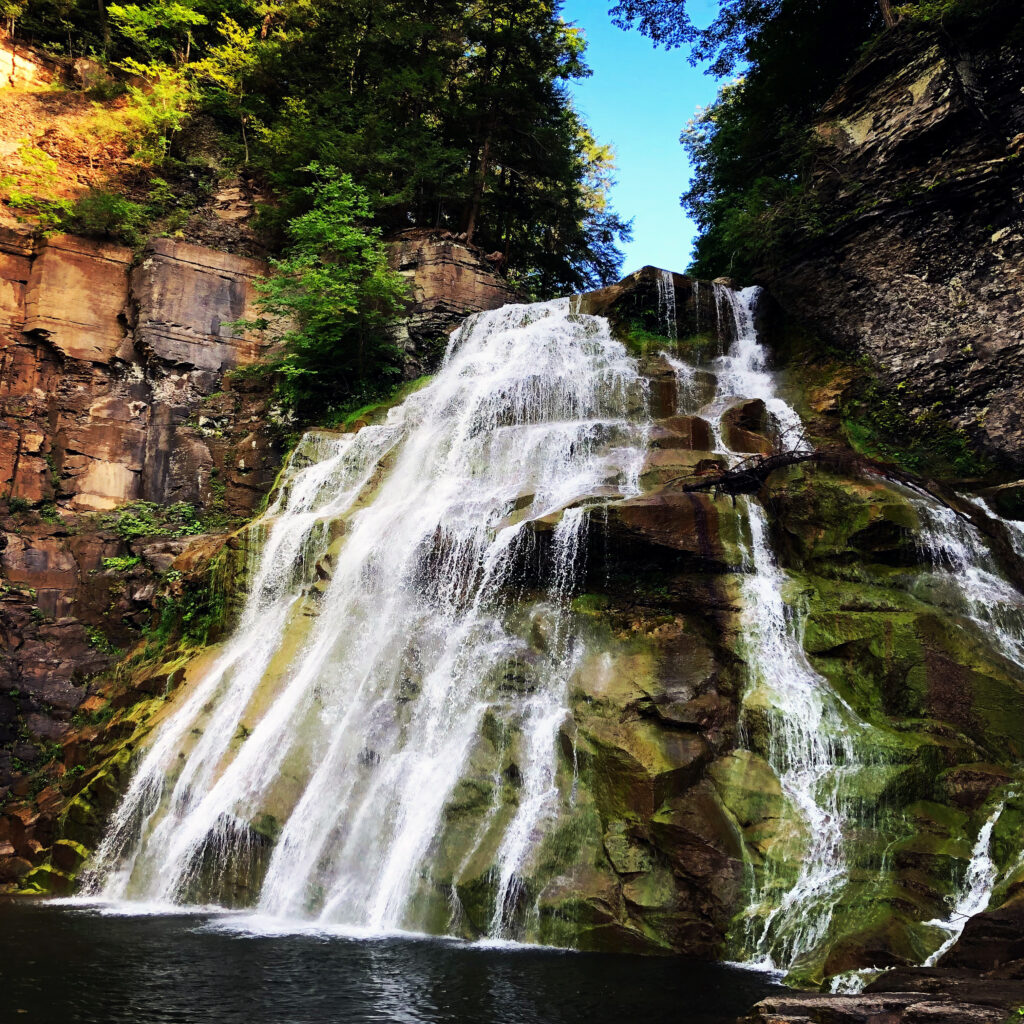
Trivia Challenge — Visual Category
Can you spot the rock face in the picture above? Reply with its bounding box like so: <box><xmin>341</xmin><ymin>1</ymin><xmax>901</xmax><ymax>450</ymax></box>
<box><xmin>2</xmin><ymin>256</ymin><xmax>1023</xmax><ymax>1016</ymax></box>
<box><xmin>388</xmin><ymin>228</ymin><xmax>518</xmax><ymax>377</ymax></box>
<box><xmin>0</xmin><ymin>222</ymin><xmax>517</xmax><ymax>876</ymax></box>
<box><xmin>2</xmin><ymin>226</ymin><xmax>278</xmax><ymax>511</ymax></box>
<box><xmin>765</xmin><ymin>22</ymin><xmax>1024</xmax><ymax>468</ymax></box>
<box><xmin>0</xmin><ymin>224</ymin><xmax>283</xmax><ymax>819</ymax></box>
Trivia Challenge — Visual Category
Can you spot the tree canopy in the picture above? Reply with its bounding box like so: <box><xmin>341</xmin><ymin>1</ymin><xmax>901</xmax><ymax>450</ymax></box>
<box><xmin>13</xmin><ymin>0</ymin><xmax>631</xmax><ymax>296</ymax></box>
<box><xmin>610</xmin><ymin>0</ymin><xmax>1021</xmax><ymax>279</ymax></box>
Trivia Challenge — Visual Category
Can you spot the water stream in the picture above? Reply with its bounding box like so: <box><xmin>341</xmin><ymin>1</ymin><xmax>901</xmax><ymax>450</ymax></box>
<box><xmin>699</xmin><ymin>285</ymin><xmax>868</xmax><ymax>971</ymax></box>
<box><xmin>923</xmin><ymin>796</ymin><xmax>1009</xmax><ymax>966</ymax></box>
<box><xmin>83</xmin><ymin>299</ymin><xmax>649</xmax><ymax>937</ymax></box>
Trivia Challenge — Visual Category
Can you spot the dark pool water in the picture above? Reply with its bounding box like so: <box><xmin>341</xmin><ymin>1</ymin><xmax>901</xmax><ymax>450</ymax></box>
<box><xmin>0</xmin><ymin>900</ymin><xmax>783</xmax><ymax>1024</ymax></box>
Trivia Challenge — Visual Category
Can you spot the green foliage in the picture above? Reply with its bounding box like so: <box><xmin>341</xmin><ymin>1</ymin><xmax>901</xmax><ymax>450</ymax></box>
<box><xmin>240</xmin><ymin>165</ymin><xmax>407</xmax><ymax>422</ymax></box>
<box><xmin>15</xmin><ymin>0</ymin><xmax>630</xmax><ymax>294</ymax></box>
<box><xmin>85</xmin><ymin>626</ymin><xmax>122</xmax><ymax>656</ymax></box>
<box><xmin>62</xmin><ymin>189</ymin><xmax>151</xmax><ymax>245</ymax></box>
<box><xmin>147</xmin><ymin>561</ymin><xmax>227</xmax><ymax>648</ymax></box>
<box><xmin>103</xmin><ymin>500</ymin><xmax>206</xmax><ymax>541</ymax></box>
<box><xmin>108</xmin><ymin>0</ymin><xmax>207</xmax><ymax>64</ymax></box>
<box><xmin>101</xmin><ymin>555</ymin><xmax>142</xmax><ymax>572</ymax></box>
<box><xmin>118</xmin><ymin>61</ymin><xmax>199</xmax><ymax>163</ymax></box>
<box><xmin>7</xmin><ymin>496</ymin><xmax>31</xmax><ymax>514</ymax></box>
<box><xmin>678</xmin><ymin>1</ymin><xmax>882</xmax><ymax>278</ymax></box>
<box><xmin>842</xmin><ymin>377</ymin><xmax>994</xmax><ymax>480</ymax></box>
<box><xmin>0</xmin><ymin>1</ymin><xmax>26</xmax><ymax>26</ymax></box>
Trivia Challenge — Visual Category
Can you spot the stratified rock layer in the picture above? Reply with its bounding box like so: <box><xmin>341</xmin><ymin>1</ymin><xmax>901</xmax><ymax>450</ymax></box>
<box><xmin>766</xmin><ymin>23</ymin><xmax>1024</xmax><ymax>467</ymax></box>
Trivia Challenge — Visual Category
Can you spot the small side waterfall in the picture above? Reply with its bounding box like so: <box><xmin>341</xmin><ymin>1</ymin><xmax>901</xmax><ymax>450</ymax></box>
<box><xmin>700</xmin><ymin>284</ymin><xmax>870</xmax><ymax>971</ymax></box>
<box><xmin>83</xmin><ymin>299</ymin><xmax>649</xmax><ymax>936</ymax></box>
<box><xmin>913</xmin><ymin>500</ymin><xmax>1024</xmax><ymax>663</ymax></box>
<box><xmin>656</xmin><ymin>269</ymin><xmax>678</xmax><ymax>341</ymax></box>
<box><xmin>924</xmin><ymin>796</ymin><xmax>1009</xmax><ymax>966</ymax></box>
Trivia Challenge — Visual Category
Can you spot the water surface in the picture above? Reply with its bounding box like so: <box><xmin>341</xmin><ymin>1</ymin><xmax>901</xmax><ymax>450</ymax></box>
<box><xmin>0</xmin><ymin>900</ymin><xmax>782</xmax><ymax>1024</ymax></box>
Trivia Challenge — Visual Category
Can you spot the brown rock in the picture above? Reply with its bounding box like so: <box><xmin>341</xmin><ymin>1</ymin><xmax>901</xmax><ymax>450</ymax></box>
<box><xmin>721</xmin><ymin>399</ymin><xmax>773</xmax><ymax>455</ymax></box>
<box><xmin>130</xmin><ymin>239</ymin><xmax>273</xmax><ymax>372</ymax></box>
<box><xmin>23</xmin><ymin>234</ymin><xmax>132</xmax><ymax>362</ymax></box>
<box><xmin>650</xmin><ymin>414</ymin><xmax>714</xmax><ymax>451</ymax></box>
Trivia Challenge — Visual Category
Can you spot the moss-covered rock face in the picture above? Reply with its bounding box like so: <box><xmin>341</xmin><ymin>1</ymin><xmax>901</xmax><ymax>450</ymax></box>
<box><xmin>8</xmin><ymin>267</ymin><xmax>1024</xmax><ymax>1003</ymax></box>
<box><xmin>734</xmin><ymin>464</ymin><xmax>1024</xmax><ymax>985</ymax></box>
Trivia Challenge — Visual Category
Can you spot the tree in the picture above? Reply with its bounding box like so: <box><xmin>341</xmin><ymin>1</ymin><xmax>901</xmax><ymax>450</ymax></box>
<box><xmin>611</xmin><ymin>0</ymin><xmax>884</xmax><ymax>278</ymax></box>
<box><xmin>193</xmin><ymin>15</ymin><xmax>264</xmax><ymax>162</ymax></box>
<box><xmin>107</xmin><ymin>0</ymin><xmax>207</xmax><ymax>63</ymax></box>
<box><xmin>243</xmin><ymin>164</ymin><xmax>408</xmax><ymax>421</ymax></box>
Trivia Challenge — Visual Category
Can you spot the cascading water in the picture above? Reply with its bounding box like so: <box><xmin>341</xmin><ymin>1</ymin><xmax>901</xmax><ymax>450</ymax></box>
<box><xmin>698</xmin><ymin>284</ymin><xmax>871</xmax><ymax>971</ymax></box>
<box><xmin>912</xmin><ymin>500</ymin><xmax>1024</xmax><ymax>663</ymax></box>
<box><xmin>82</xmin><ymin>299</ymin><xmax>649</xmax><ymax>938</ymax></box>
<box><xmin>76</xmin><ymin>267</ymin><xmax>1024</xmax><ymax>981</ymax></box>
<box><xmin>656</xmin><ymin>269</ymin><xmax>678</xmax><ymax>342</ymax></box>
<box><xmin>923</xmin><ymin>796</ymin><xmax>1009</xmax><ymax>966</ymax></box>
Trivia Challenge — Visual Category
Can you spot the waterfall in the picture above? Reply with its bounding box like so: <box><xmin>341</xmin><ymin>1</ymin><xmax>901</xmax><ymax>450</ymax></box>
<box><xmin>82</xmin><ymin>299</ymin><xmax>649</xmax><ymax>936</ymax></box>
<box><xmin>912</xmin><ymin>500</ymin><xmax>1024</xmax><ymax>663</ymax></box>
<box><xmin>702</xmin><ymin>283</ymin><xmax>867</xmax><ymax>970</ymax></box>
<box><xmin>656</xmin><ymin>269</ymin><xmax>678</xmax><ymax>341</ymax></box>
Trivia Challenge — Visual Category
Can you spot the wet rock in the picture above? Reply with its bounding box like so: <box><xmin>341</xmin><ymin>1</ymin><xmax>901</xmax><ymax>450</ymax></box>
<box><xmin>650</xmin><ymin>415</ymin><xmax>714</xmax><ymax>452</ymax></box>
<box><xmin>605</xmin><ymin>488</ymin><xmax>744</xmax><ymax>571</ymax></box>
<box><xmin>721</xmin><ymin>399</ymin><xmax>773</xmax><ymax>455</ymax></box>
<box><xmin>939</xmin><ymin>898</ymin><xmax>1024</xmax><ymax>971</ymax></box>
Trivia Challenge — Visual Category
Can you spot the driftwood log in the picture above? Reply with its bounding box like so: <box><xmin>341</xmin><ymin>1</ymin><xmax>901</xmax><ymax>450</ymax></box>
<box><xmin>679</xmin><ymin>450</ymin><xmax>822</xmax><ymax>501</ymax></box>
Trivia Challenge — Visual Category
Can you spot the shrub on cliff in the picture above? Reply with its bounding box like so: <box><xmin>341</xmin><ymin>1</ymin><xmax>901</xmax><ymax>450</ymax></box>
<box><xmin>238</xmin><ymin>164</ymin><xmax>407</xmax><ymax>423</ymax></box>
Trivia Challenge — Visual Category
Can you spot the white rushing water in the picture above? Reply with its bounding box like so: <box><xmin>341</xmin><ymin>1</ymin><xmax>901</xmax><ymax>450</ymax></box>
<box><xmin>656</xmin><ymin>269</ymin><xmax>678</xmax><ymax>341</ymax></box>
<box><xmin>703</xmin><ymin>284</ymin><xmax>865</xmax><ymax>970</ymax></box>
<box><xmin>912</xmin><ymin>500</ymin><xmax>1024</xmax><ymax>663</ymax></box>
<box><xmin>83</xmin><ymin>299</ymin><xmax>649</xmax><ymax>935</ymax></box>
<box><xmin>79</xmin><ymin>270</ymin><xmax>1024</xmax><ymax>976</ymax></box>
<box><xmin>923</xmin><ymin>797</ymin><xmax>1008</xmax><ymax>966</ymax></box>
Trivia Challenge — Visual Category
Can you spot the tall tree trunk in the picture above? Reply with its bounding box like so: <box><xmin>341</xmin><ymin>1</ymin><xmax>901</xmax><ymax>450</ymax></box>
<box><xmin>97</xmin><ymin>0</ymin><xmax>110</xmax><ymax>54</ymax></box>
<box><xmin>463</xmin><ymin>132</ymin><xmax>491</xmax><ymax>244</ymax></box>
<box><xmin>879</xmin><ymin>0</ymin><xmax>896</xmax><ymax>28</ymax></box>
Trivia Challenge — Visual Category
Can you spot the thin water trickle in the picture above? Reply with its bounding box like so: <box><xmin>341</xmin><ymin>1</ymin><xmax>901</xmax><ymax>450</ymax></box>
<box><xmin>656</xmin><ymin>269</ymin><xmax>678</xmax><ymax>341</ymax></box>
<box><xmin>923</xmin><ymin>796</ymin><xmax>1009</xmax><ymax>966</ymax></box>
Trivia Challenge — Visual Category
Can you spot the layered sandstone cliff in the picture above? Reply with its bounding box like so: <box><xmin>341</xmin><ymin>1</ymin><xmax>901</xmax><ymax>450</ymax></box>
<box><xmin>765</xmin><ymin>22</ymin><xmax>1024</xmax><ymax>472</ymax></box>
<box><xmin>0</xmin><ymin>223</ymin><xmax>514</xmax><ymax>832</ymax></box>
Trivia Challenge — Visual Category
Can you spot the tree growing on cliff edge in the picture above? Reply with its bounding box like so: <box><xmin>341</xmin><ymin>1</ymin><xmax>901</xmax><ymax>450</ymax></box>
<box><xmin>237</xmin><ymin>165</ymin><xmax>408</xmax><ymax>422</ymax></box>
<box><xmin>610</xmin><ymin>0</ymin><xmax>1023</xmax><ymax>279</ymax></box>
<box><xmin>611</xmin><ymin>0</ymin><xmax>884</xmax><ymax>278</ymax></box>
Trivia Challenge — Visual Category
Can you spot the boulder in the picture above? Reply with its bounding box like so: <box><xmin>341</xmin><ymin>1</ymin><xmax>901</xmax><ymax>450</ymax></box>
<box><xmin>721</xmin><ymin>399</ymin><xmax>773</xmax><ymax>455</ymax></box>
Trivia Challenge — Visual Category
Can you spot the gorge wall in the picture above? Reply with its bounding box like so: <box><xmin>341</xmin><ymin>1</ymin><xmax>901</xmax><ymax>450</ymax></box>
<box><xmin>0</xmin><ymin>221</ymin><xmax>514</xmax><ymax>870</ymax></box>
<box><xmin>764</xmin><ymin>20</ymin><xmax>1024</xmax><ymax>474</ymax></box>
<box><xmin>6</xmin><ymin>263</ymin><xmax>1022</xmax><ymax>1019</ymax></box>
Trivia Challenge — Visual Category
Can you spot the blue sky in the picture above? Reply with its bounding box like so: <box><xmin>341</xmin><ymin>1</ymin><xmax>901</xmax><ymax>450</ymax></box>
<box><xmin>561</xmin><ymin>0</ymin><xmax>720</xmax><ymax>276</ymax></box>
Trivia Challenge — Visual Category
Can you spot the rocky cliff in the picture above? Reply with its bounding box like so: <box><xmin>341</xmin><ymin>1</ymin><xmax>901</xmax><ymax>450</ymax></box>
<box><xmin>0</xmin><ymin>222</ymin><xmax>514</xmax><ymax>858</ymax></box>
<box><xmin>765</xmin><ymin>20</ymin><xmax>1024</xmax><ymax>475</ymax></box>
